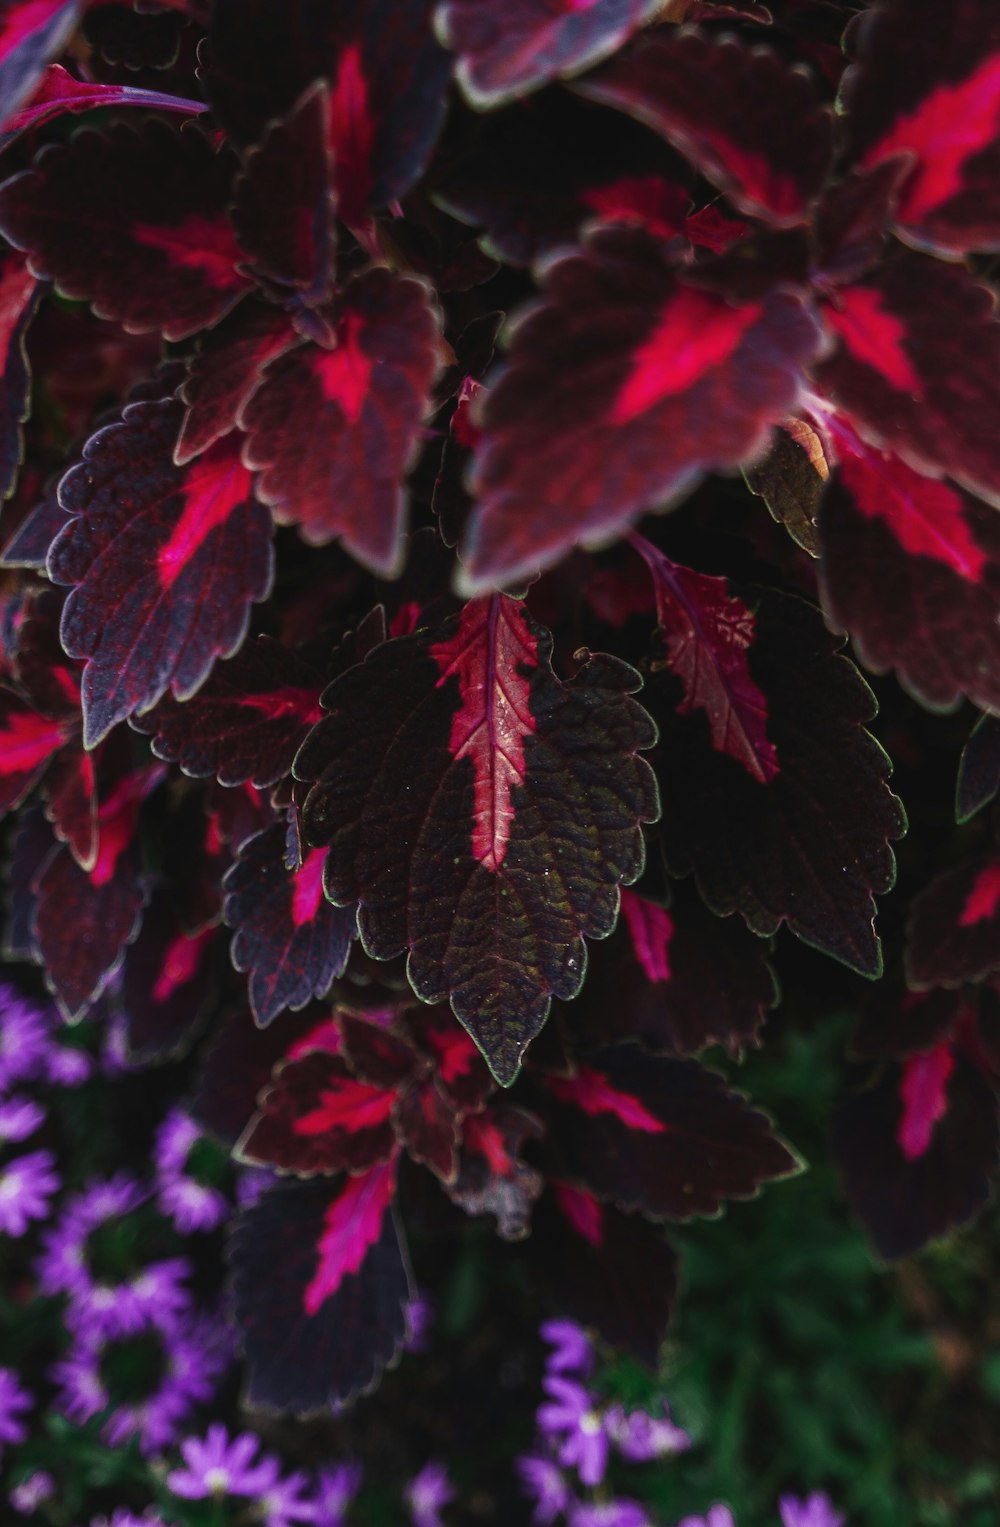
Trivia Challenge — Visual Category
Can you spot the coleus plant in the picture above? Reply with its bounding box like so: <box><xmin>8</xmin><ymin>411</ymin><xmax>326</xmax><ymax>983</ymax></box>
<box><xmin>0</xmin><ymin>0</ymin><xmax>999</xmax><ymax>1411</ymax></box>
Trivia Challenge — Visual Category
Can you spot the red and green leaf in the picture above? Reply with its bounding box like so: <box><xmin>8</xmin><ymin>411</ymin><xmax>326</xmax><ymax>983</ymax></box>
<box><xmin>460</xmin><ymin>226</ymin><xmax>821</xmax><ymax>593</ymax></box>
<box><xmin>296</xmin><ymin>593</ymin><xmax>659</xmax><ymax>1084</ymax></box>
<box><xmin>0</xmin><ymin>121</ymin><xmax>250</xmax><ymax>340</ymax></box>
<box><xmin>240</xmin><ymin>267</ymin><xmax>442</xmax><ymax>576</ymax></box>
<box><xmin>50</xmin><ymin>402</ymin><xmax>273</xmax><ymax>748</ymax></box>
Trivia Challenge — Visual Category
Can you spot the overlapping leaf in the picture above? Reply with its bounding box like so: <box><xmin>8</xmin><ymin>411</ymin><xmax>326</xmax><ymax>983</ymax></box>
<box><xmin>50</xmin><ymin>400</ymin><xmax>273</xmax><ymax>748</ymax></box>
<box><xmin>0</xmin><ymin>245</ymin><xmax>40</xmax><ymax>501</ymax></box>
<box><xmin>840</xmin><ymin>0</ymin><xmax>1000</xmax><ymax>256</ymax></box>
<box><xmin>120</xmin><ymin>894</ymin><xmax>222</xmax><ymax>1064</ymax></box>
<box><xmin>646</xmin><ymin>587</ymin><xmax>905</xmax><ymax>976</ymax></box>
<box><xmin>438</xmin><ymin>0</ymin><xmax>662</xmax><ymax>109</ymax></box>
<box><xmin>819</xmin><ymin>415</ymin><xmax>1000</xmax><ymax>711</ymax></box>
<box><xmin>544</xmin><ymin>1044</ymin><xmax>798</xmax><ymax>1220</ymax></box>
<box><xmin>460</xmin><ymin>226</ymin><xmax>821</xmax><ymax>593</ymax></box>
<box><xmin>957</xmin><ymin>713</ymin><xmax>1000</xmax><ymax>823</ymax></box>
<box><xmin>296</xmin><ymin>593</ymin><xmax>659</xmax><ymax>1084</ymax></box>
<box><xmin>175</xmin><ymin>303</ymin><xmax>297</xmax><ymax>466</ymax></box>
<box><xmin>224</xmin><ymin>824</ymin><xmax>358</xmax><ymax>1027</ymax></box>
<box><xmin>0</xmin><ymin>63</ymin><xmax>208</xmax><ymax>150</ymax></box>
<box><xmin>206</xmin><ymin>0</ymin><xmax>450</xmax><ymax>227</ymax></box>
<box><xmin>230</xmin><ymin>1163</ymin><xmax>413</xmax><ymax>1412</ymax></box>
<box><xmin>0</xmin><ymin>0</ymin><xmax>81</xmax><ymax>127</ymax></box>
<box><xmin>579</xmin><ymin>30</ymin><xmax>833</xmax><ymax>225</ymax></box>
<box><xmin>240</xmin><ymin>267</ymin><xmax>442</xmax><ymax>576</ymax></box>
<box><xmin>0</xmin><ymin>120</ymin><xmax>250</xmax><ymax>341</ymax></box>
<box><xmin>906</xmin><ymin>855</ymin><xmax>1000</xmax><ymax>988</ymax></box>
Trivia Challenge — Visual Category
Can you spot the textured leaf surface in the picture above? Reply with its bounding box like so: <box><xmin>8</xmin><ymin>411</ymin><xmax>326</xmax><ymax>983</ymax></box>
<box><xmin>0</xmin><ymin>0</ymin><xmax>81</xmax><ymax>127</ymax></box>
<box><xmin>833</xmin><ymin>1054</ymin><xmax>999</xmax><ymax>1258</ymax></box>
<box><xmin>51</xmin><ymin>402</ymin><xmax>273</xmax><ymax>748</ymax></box>
<box><xmin>0</xmin><ymin>121</ymin><xmax>250</xmax><ymax>340</ymax></box>
<box><xmin>438</xmin><ymin>0</ymin><xmax>661</xmax><ymax>108</ymax></box>
<box><xmin>224</xmin><ymin>824</ymin><xmax>357</xmax><ymax>1026</ymax></box>
<box><xmin>743</xmin><ymin>417</ymin><xmax>827</xmax><ymax>556</ymax></box>
<box><xmin>230</xmin><ymin>1165</ymin><xmax>412</xmax><ymax>1412</ymax></box>
<box><xmin>580</xmin><ymin>30</ymin><xmax>832</xmax><ymax>225</ymax></box>
<box><xmin>841</xmin><ymin>0</ymin><xmax>1000</xmax><ymax>255</ymax></box>
<box><xmin>137</xmin><ymin>636</ymin><xmax>323</xmax><ymax>790</ymax></box>
<box><xmin>240</xmin><ymin>267</ymin><xmax>441</xmax><ymax>575</ymax></box>
<box><xmin>633</xmin><ymin>534</ymin><xmax>779</xmax><ymax>784</ymax></box>
<box><xmin>238</xmin><ymin>1047</ymin><xmax>397</xmax><ymax>1176</ymax></box>
<box><xmin>817</xmin><ymin>255</ymin><xmax>1000</xmax><ymax>510</ymax></box>
<box><xmin>647</xmin><ymin>588</ymin><xmax>904</xmax><ymax>975</ymax></box>
<box><xmin>296</xmin><ymin>594</ymin><xmax>659</xmax><ymax>1083</ymax></box>
<box><xmin>819</xmin><ymin>416</ymin><xmax>1000</xmax><ymax>711</ymax></box>
<box><xmin>0</xmin><ymin>245</ymin><xmax>39</xmax><ymax>501</ymax></box>
<box><xmin>545</xmin><ymin>1044</ymin><xmax>798</xmax><ymax>1220</ymax></box>
<box><xmin>906</xmin><ymin>856</ymin><xmax>1000</xmax><ymax>988</ymax></box>
<box><xmin>461</xmin><ymin>226</ymin><xmax>821</xmax><ymax>593</ymax></box>
<box><xmin>206</xmin><ymin>0</ymin><xmax>450</xmax><ymax>226</ymax></box>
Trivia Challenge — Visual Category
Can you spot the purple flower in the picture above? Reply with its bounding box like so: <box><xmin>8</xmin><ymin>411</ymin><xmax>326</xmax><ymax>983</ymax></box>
<box><xmin>537</xmin><ymin>1377</ymin><xmax>609</xmax><ymax>1488</ymax></box>
<box><xmin>0</xmin><ymin>1097</ymin><xmax>45</xmax><ymax>1144</ymax></box>
<box><xmin>0</xmin><ymin>1150</ymin><xmax>60</xmax><ymax>1236</ymax></box>
<box><xmin>90</xmin><ymin>1514</ymin><xmax>175</xmax><ymax>1527</ymax></box>
<box><xmin>678</xmin><ymin>1509</ymin><xmax>736</xmax><ymax>1527</ymax></box>
<box><xmin>0</xmin><ymin>1367</ymin><xmax>32</xmax><ymax>1457</ymax></box>
<box><xmin>36</xmin><ymin>1173</ymin><xmax>192</xmax><ymax>1336</ymax></box>
<box><xmin>50</xmin><ymin>1305</ymin><xmax>230</xmax><ymax>1456</ymax></box>
<box><xmin>605</xmin><ymin>1403</ymin><xmax>691</xmax><ymax>1462</ymax></box>
<box><xmin>0</xmin><ymin>989</ymin><xmax>51</xmax><ymax>1093</ymax></box>
<box><xmin>517</xmin><ymin>1454</ymin><xmax>572</xmax><ymax>1525</ymax></box>
<box><xmin>404</xmin><ymin>1461</ymin><xmax>456</xmax><ymax>1527</ymax></box>
<box><xmin>568</xmin><ymin>1501</ymin><xmax>649</xmax><ymax>1527</ymax></box>
<box><xmin>236</xmin><ymin>1165</ymin><xmax>276</xmax><ymax>1209</ymax></box>
<box><xmin>313</xmin><ymin>1461</ymin><xmax>363</xmax><ymax>1527</ymax></box>
<box><xmin>256</xmin><ymin>1467</ymin><xmax>318</xmax><ymax>1527</ymax></box>
<box><xmin>10</xmin><ymin>1471</ymin><xmax>55</xmax><ymax>1514</ymax></box>
<box><xmin>404</xmin><ymin>1294</ymin><xmax>435</xmax><ymax>1353</ymax></box>
<box><xmin>541</xmin><ymin>1319</ymin><xmax>593</xmax><ymax>1377</ymax></box>
<box><xmin>779</xmin><ymin>1495</ymin><xmax>845</xmax><ymax>1527</ymax></box>
<box><xmin>153</xmin><ymin>1109</ymin><xmax>229</xmax><ymax>1236</ymax></box>
<box><xmin>43</xmin><ymin>1040</ymin><xmax>92</xmax><ymax>1088</ymax></box>
<box><xmin>168</xmin><ymin>1423</ymin><xmax>280</xmax><ymax>1498</ymax></box>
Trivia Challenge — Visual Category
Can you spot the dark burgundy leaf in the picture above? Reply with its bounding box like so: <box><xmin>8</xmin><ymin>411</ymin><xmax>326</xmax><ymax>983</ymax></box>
<box><xmin>743</xmin><ymin>417</ymin><xmax>827</xmax><ymax>557</ymax></box>
<box><xmin>296</xmin><ymin>594</ymin><xmax>659</xmax><ymax>1084</ymax></box>
<box><xmin>240</xmin><ymin>267</ymin><xmax>442</xmax><ymax>576</ymax></box>
<box><xmin>411</xmin><ymin>1006</ymin><xmax>495</xmax><ymax>1112</ymax></box>
<box><xmin>546</xmin><ymin>1044</ymin><xmax>798</xmax><ymax>1221</ymax></box>
<box><xmin>32</xmin><ymin>771</ymin><xmax>153</xmax><ymax>1018</ymax></box>
<box><xmin>530</xmin><ymin>1183</ymin><xmax>678</xmax><ymax>1367</ymax></box>
<box><xmin>195</xmin><ymin>1004</ymin><xmax>334</xmax><ymax>1147</ymax></box>
<box><xmin>4</xmin><ymin>805</ymin><xmax>52</xmax><ymax>960</ymax></box>
<box><xmin>0</xmin><ymin>0</ymin><xmax>81</xmax><ymax>128</ymax></box>
<box><xmin>840</xmin><ymin>0</ymin><xmax>1000</xmax><ymax>256</ymax></box>
<box><xmin>438</xmin><ymin>0</ymin><xmax>662</xmax><ymax>108</ymax></box>
<box><xmin>224</xmin><ymin>824</ymin><xmax>357</xmax><ymax>1027</ymax></box>
<box><xmin>232</xmin><ymin>81</ymin><xmax>335</xmax><ymax>306</ymax></box>
<box><xmin>44</xmin><ymin>744</ymin><xmax>96</xmax><ymax>871</ymax></box>
<box><xmin>906</xmin><ymin>855</ymin><xmax>1000</xmax><ymax>988</ymax></box>
<box><xmin>0</xmin><ymin>485</ymin><xmax>65</xmax><ymax>568</ymax></box>
<box><xmin>811</xmin><ymin>159</ymin><xmax>910</xmax><ymax>285</ymax></box>
<box><xmin>0</xmin><ymin>63</ymin><xmax>207</xmax><ymax>149</ymax></box>
<box><xmin>121</xmin><ymin>893</ymin><xmax>222</xmax><ymax>1064</ymax></box>
<box><xmin>0</xmin><ymin>120</ymin><xmax>250</xmax><ymax>341</ymax></box>
<box><xmin>833</xmin><ymin>1052</ymin><xmax>1000</xmax><ymax>1258</ymax></box>
<box><xmin>393</xmin><ymin>1076</ymin><xmax>459</xmax><ymax>1181</ymax></box>
<box><xmin>572</xmin><ymin>883</ymin><xmax>776</xmax><ymax>1055</ymax></box>
<box><xmin>207</xmin><ymin>0</ymin><xmax>450</xmax><ymax>226</ymax></box>
<box><xmin>633</xmin><ymin>534</ymin><xmax>779</xmax><ymax>784</ymax></box>
<box><xmin>579</xmin><ymin>31</ymin><xmax>833</xmax><ymax>226</ymax></box>
<box><xmin>445</xmin><ymin>1103</ymin><xmax>544</xmax><ymax>1239</ymax></box>
<box><xmin>0</xmin><ymin>245</ymin><xmax>39</xmax><ymax>502</ymax></box>
<box><xmin>647</xmin><ymin>588</ymin><xmax>905</xmax><ymax>976</ymax></box>
<box><xmin>957</xmin><ymin>713</ymin><xmax>1000</xmax><ymax>823</ymax></box>
<box><xmin>237</xmin><ymin>1047</ymin><xmax>397</xmax><ymax>1176</ymax></box>
<box><xmin>0</xmin><ymin>686</ymin><xmax>68</xmax><ymax>816</ymax></box>
<box><xmin>51</xmin><ymin>402</ymin><xmax>273</xmax><ymax>748</ymax></box>
<box><xmin>230</xmin><ymin>1164</ymin><xmax>413</xmax><ymax>1412</ymax></box>
<box><xmin>339</xmin><ymin>1009</ymin><xmax>421</xmax><ymax>1089</ymax></box>
<box><xmin>852</xmin><ymin>978</ymin><xmax>969</xmax><ymax>1063</ymax></box>
<box><xmin>175</xmin><ymin>302</ymin><xmax>297</xmax><ymax>467</ymax></box>
<box><xmin>137</xmin><ymin>636</ymin><xmax>323</xmax><ymax>791</ymax></box>
<box><xmin>460</xmin><ymin>226</ymin><xmax>822</xmax><ymax>594</ymax></box>
<box><xmin>82</xmin><ymin>2</ymin><xmax>184</xmax><ymax>70</ymax></box>
<box><xmin>819</xmin><ymin>414</ymin><xmax>1000</xmax><ymax>712</ymax></box>
<box><xmin>817</xmin><ymin>254</ymin><xmax>1000</xmax><ymax>511</ymax></box>
<box><xmin>435</xmin><ymin>90</ymin><xmax>689</xmax><ymax>269</ymax></box>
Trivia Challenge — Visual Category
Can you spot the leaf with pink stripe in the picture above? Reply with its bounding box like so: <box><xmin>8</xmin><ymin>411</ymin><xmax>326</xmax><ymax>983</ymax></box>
<box><xmin>50</xmin><ymin>402</ymin><xmax>273</xmax><ymax>749</ymax></box>
<box><xmin>224</xmin><ymin>823</ymin><xmax>357</xmax><ymax>1027</ymax></box>
<box><xmin>295</xmin><ymin>592</ymin><xmax>659</xmax><ymax>1084</ymax></box>
<box><xmin>906</xmin><ymin>854</ymin><xmax>1000</xmax><ymax>988</ymax></box>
